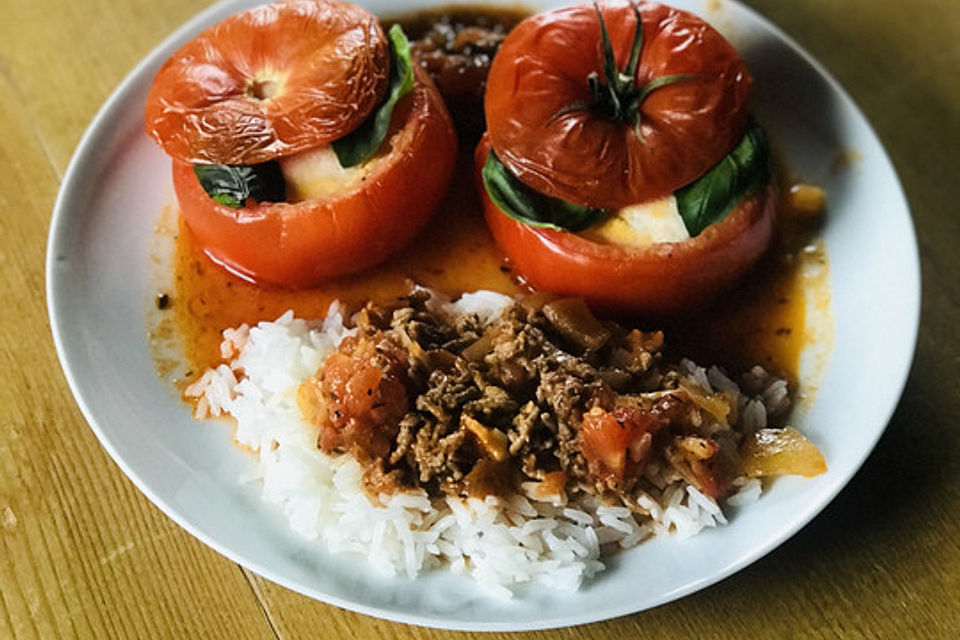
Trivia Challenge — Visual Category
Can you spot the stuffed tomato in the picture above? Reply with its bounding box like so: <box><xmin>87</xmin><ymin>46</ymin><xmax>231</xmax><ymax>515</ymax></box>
<box><xmin>146</xmin><ymin>0</ymin><xmax>457</xmax><ymax>288</ymax></box>
<box><xmin>477</xmin><ymin>1</ymin><xmax>775</xmax><ymax>314</ymax></box>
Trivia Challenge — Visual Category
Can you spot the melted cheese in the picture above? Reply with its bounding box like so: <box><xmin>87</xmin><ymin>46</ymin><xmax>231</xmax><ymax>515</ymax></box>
<box><xmin>581</xmin><ymin>196</ymin><xmax>690</xmax><ymax>248</ymax></box>
<box><xmin>279</xmin><ymin>145</ymin><xmax>370</xmax><ymax>202</ymax></box>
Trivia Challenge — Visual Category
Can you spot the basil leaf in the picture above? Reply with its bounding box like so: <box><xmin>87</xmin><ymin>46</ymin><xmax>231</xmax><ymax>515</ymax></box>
<box><xmin>333</xmin><ymin>24</ymin><xmax>415</xmax><ymax>168</ymax></box>
<box><xmin>193</xmin><ymin>162</ymin><xmax>285</xmax><ymax>209</ymax></box>
<box><xmin>675</xmin><ymin>121</ymin><xmax>771</xmax><ymax>236</ymax></box>
<box><xmin>482</xmin><ymin>151</ymin><xmax>602</xmax><ymax>232</ymax></box>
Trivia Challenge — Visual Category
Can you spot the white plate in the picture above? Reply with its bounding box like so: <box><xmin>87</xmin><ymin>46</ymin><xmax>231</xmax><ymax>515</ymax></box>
<box><xmin>46</xmin><ymin>0</ymin><xmax>919</xmax><ymax>631</ymax></box>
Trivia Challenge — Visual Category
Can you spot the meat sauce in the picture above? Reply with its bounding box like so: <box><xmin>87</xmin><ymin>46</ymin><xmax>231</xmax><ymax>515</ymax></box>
<box><xmin>162</xmin><ymin>6</ymin><xmax>831</xmax><ymax>395</ymax></box>
<box><xmin>401</xmin><ymin>7</ymin><xmax>528</xmax><ymax>142</ymax></box>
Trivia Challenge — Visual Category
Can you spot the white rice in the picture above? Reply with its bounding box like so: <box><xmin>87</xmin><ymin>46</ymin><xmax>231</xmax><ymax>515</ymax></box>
<box><xmin>185</xmin><ymin>293</ymin><xmax>779</xmax><ymax>596</ymax></box>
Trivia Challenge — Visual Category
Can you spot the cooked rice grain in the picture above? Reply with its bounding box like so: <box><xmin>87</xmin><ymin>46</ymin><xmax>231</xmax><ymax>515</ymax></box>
<box><xmin>186</xmin><ymin>295</ymin><xmax>768</xmax><ymax>596</ymax></box>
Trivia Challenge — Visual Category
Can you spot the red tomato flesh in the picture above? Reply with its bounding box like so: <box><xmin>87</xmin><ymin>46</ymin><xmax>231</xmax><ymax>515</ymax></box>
<box><xmin>475</xmin><ymin>134</ymin><xmax>775</xmax><ymax>315</ymax></box>
<box><xmin>146</xmin><ymin>0</ymin><xmax>390</xmax><ymax>165</ymax></box>
<box><xmin>306</xmin><ymin>334</ymin><xmax>410</xmax><ymax>461</ymax></box>
<box><xmin>580</xmin><ymin>407</ymin><xmax>663</xmax><ymax>482</ymax></box>
<box><xmin>484</xmin><ymin>1</ymin><xmax>752</xmax><ymax>208</ymax></box>
<box><xmin>174</xmin><ymin>66</ymin><xmax>457</xmax><ymax>288</ymax></box>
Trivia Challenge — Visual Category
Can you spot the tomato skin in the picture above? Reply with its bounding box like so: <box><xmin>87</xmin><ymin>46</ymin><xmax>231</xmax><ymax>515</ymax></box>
<box><xmin>146</xmin><ymin>0</ymin><xmax>389</xmax><ymax>165</ymax></box>
<box><xmin>309</xmin><ymin>336</ymin><xmax>410</xmax><ymax>461</ymax></box>
<box><xmin>579</xmin><ymin>407</ymin><xmax>662</xmax><ymax>482</ymax></box>
<box><xmin>174</xmin><ymin>66</ymin><xmax>457</xmax><ymax>288</ymax></box>
<box><xmin>484</xmin><ymin>1</ymin><xmax>751</xmax><ymax>209</ymax></box>
<box><xmin>475</xmin><ymin>135</ymin><xmax>775</xmax><ymax>315</ymax></box>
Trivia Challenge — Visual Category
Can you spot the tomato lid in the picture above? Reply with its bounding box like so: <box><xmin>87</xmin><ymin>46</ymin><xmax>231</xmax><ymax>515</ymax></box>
<box><xmin>484</xmin><ymin>1</ymin><xmax>752</xmax><ymax>209</ymax></box>
<box><xmin>145</xmin><ymin>0</ymin><xmax>389</xmax><ymax>165</ymax></box>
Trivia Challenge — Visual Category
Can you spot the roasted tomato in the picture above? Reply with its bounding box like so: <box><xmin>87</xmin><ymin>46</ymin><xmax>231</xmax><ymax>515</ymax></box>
<box><xmin>476</xmin><ymin>135</ymin><xmax>775</xmax><ymax>314</ymax></box>
<box><xmin>145</xmin><ymin>0</ymin><xmax>390</xmax><ymax>165</ymax></box>
<box><xmin>173</xmin><ymin>65</ymin><xmax>457</xmax><ymax>287</ymax></box>
<box><xmin>477</xmin><ymin>1</ymin><xmax>773</xmax><ymax>314</ymax></box>
<box><xmin>484</xmin><ymin>1</ymin><xmax>751</xmax><ymax>209</ymax></box>
<box><xmin>147</xmin><ymin>0</ymin><xmax>458</xmax><ymax>287</ymax></box>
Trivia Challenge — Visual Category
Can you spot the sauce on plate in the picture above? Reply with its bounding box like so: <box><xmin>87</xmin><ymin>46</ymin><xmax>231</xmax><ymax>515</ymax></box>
<box><xmin>166</xmin><ymin>149</ymin><xmax>829</xmax><ymax>385</ymax></box>
<box><xmin>151</xmin><ymin>6</ymin><xmax>832</xmax><ymax>389</ymax></box>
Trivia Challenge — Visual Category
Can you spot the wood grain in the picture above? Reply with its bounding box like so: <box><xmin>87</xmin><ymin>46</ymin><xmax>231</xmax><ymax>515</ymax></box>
<box><xmin>0</xmin><ymin>1</ymin><xmax>274</xmax><ymax>638</ymax></box>
<box><xmin>0</xmin><ymin>0</ymin><xmax>957</xmax><ymax>638</ymax></box>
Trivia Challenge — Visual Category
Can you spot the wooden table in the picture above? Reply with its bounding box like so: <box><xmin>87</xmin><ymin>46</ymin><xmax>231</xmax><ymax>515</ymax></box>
<box><xmin>2</xmin><ymin>0</ymin><xmax>957</xmax><ymax>637</ymax></box>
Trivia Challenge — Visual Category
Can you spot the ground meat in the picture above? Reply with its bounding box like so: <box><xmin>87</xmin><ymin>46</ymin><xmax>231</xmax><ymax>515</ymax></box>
<box><xmin>412</xmin><ymin>420</ymin><xmax>468</xmax><ymax>485</ymax></box>
<box><xmin>417</xmin><ymin>362</ymin><xmax>481</xmax><ymax>423</ymax></box>
<box><xmin>536</xmin><ymin>367</ymin><xmax>606</xmax><ymax>467</ymax></box>
<box><xmin>298</xmin><ymin>291</ymin><xmax>746</xmax><ymax>505</ymax></box>
<box><xmin>508</xmin><ymin>401</ymin><xmax>541</xmax><ymax>456</ymax></box>
<box><xmin>484</xmin><ymin>312</ymin><xmax>553</xmax><ymax>390</ymax></box>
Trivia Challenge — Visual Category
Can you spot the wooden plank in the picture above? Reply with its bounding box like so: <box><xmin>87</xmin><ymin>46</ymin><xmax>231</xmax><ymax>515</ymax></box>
<box><xmin>0</xmin><ymin>8</ymin><xmax>276</xmax><ymax>639</ymax></box>
<box><xmin>0</xmin><ymin>0</ymin><xmax>956</xmax><ymax>637</ymax></box>
<box><xmin>0</xmin><ymin>0</ymin><xmax>215</xmax><ymax>177</ymax></box>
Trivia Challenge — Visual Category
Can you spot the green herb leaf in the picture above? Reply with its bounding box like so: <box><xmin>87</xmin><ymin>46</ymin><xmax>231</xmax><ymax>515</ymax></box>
<box><xmin>482</xmin><ymin>151</ymin><xmax>603</xmax><ymax>232</ymax></box>
<box><xmin>675</xmin><ymin>121</ymin><xmax>771</xmax><ymax>236</ymax></box>
<box><xmin>333</xmin><ymin>24</ymin><xmax>414</xmax><ymax>168</ymax></box>
<box><xmin>193</xmin><ymin>162</ymin><xmax>286</xmax><ymax>209</ymax></box>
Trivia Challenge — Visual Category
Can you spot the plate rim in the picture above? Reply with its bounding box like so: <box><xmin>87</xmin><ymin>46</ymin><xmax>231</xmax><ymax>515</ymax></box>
<box><xmin>45</xmin><ymin>0</ymin><xmax>921</xmax><ymax>631</ymax></box>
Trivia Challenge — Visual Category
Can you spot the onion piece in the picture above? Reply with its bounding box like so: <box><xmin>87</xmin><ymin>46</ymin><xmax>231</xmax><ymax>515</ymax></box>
<box><xmin>542</xmin><ymin>297</ymin><xmax>611</xmax><ymax>352</ymax></box>
<box><xmin>741</xmin><ymin>427</ymin><xmax>826</xmax><ymax>478</ymax></box>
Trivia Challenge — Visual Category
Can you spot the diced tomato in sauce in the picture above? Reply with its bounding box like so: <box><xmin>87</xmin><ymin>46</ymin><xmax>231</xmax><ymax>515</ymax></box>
<box><xmin>298</xmin><ymin>334</ymin><xmax>409</xmax><ymax>460</ymax></box>
<box><xmin>579</xmin><ymin>406</ymin><xmax>663</xmax><ymax>483</ymax></box>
